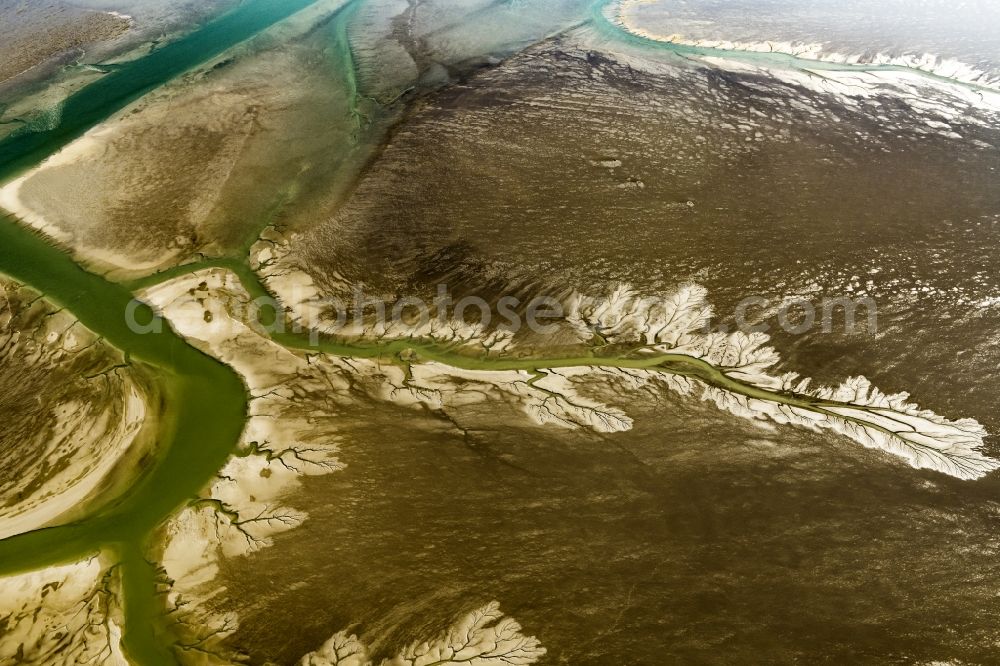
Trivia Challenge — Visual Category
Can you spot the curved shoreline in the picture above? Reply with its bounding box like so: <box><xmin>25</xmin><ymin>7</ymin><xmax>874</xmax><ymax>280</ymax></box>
<box><xmin>594</xmin><ymin>0</ymin><xmax>1000</xmax><ymax>101</ymax></box>
<box><xmin>0</xmin><ymin>214</ymin><xmax>249</xmax><ymax>665</ymax></box>
<box><xmin>0</xmin><ymin>0</ymin><xmax>996</xmax><ymax>662</ymax></box>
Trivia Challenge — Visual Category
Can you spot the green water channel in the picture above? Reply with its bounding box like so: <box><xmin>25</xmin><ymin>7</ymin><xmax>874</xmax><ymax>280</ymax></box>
<box><xmin>0</xmin><ymin>0</ymin><xmax>327</xmax><ymax>181</ymax></box>
<box><xmin>0</xmin><ymin>0</ymin><xmax>987</xmax><ymax>662</ymax></box>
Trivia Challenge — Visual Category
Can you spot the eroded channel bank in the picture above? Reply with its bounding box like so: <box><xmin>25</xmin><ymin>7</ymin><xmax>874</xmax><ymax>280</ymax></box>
<box><xmin>0</xmin><ymin>0</ymin><xmax>997</xmax><ymax>663</ymax></box>
<box><xmin>0</xmin><ymin>0</ymin><xmax>334</xmax><ymax>662</ymax></box>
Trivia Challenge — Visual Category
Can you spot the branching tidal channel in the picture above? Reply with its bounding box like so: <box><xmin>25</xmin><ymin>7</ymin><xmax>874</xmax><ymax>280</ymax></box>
<box><xmin>0</xmin><ymin>0</ymin><xmax>994</xmax><ymax>663</ymax></box>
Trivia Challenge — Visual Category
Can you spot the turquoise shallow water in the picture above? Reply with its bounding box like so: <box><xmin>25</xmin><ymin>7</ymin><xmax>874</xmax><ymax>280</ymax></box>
<box><xmin>619</xmin><ymin>0</ymin><xmax>1000</xmax><ymax>83</ymax></box>
<box><xmin>1</xmin><ymin>0</ymin><xmax>999</xmax><ymax>662</ymax></box>
<box><xmin>0</xmin><ymin>0</ymin><xmax>323</xmax><ymax>181</ymax></box>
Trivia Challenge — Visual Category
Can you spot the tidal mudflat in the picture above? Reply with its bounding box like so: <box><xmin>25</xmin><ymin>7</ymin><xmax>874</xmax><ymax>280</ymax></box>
<box><xmin>1</xmin><ymin>0</ymin><xmax>1000</xmax><ymax>664</ymax></box>
<box><xmin>0</xmin><ymin>277</ymin><xmax>155</xmax><ymax>542</ymax></box>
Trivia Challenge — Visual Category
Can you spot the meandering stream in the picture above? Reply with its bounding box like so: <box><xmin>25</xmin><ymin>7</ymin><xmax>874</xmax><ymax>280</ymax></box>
<box><xmin>0</xmin><ymin>0</ymin><xmax>994</xmax><ymax>662</ymax></box>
